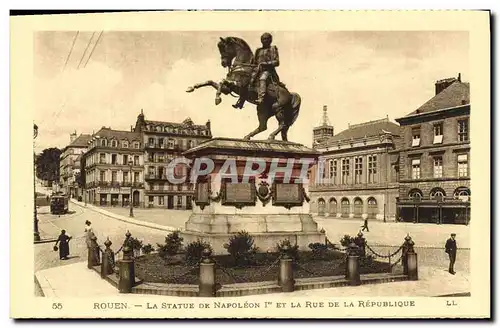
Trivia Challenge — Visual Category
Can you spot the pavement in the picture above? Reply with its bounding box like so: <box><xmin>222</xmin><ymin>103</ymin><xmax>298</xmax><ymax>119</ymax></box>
<box><xmin>34</xmin><ymin>184</ymin><xmax>471</xmax><ymax>299</ymax></box>
<box><xmin>35</xmin><ymin>261</ymin><xmax>470</xmax><ymax>298</ymax></box>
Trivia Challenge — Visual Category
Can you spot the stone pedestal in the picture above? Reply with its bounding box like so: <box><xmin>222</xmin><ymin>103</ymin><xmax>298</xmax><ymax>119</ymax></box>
<box><xmin>181</xmin><ymin>138</ymin><xmax>325</xmax><ymax>254</ymax></box>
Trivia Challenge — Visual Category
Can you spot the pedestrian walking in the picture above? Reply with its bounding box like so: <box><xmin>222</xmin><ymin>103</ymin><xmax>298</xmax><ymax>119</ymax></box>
<box><xmin>54</xmin><ymin>229</ymin><xmax>72</xmax><ymax>260</ymax></box>
<box><xmin>361</xmin><ymin>218</ymin><xmax>369</xmax><ymax>232</ymax></box>
<box><xmin>84</xmin><ymin>220</ymin><xmax>93</xmax><ymax>248</ymax></box>
<box><xmin>445</xmin><ymin>233</ymin><xmax>457</xmax><ymax>275</ymax></box>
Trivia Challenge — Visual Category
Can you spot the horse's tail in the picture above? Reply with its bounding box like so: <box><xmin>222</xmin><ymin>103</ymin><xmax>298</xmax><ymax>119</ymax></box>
<box><xmin>288</xmin><ymin>92</ymin><xmax>301</xmax><ymax>126</ymax></box>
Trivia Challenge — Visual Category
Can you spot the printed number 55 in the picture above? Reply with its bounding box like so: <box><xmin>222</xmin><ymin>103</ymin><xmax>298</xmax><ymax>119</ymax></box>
<box><xmin>52</xmin><ymin>303</ymin><xmax>63</xmax><ymax>310</ymax></box>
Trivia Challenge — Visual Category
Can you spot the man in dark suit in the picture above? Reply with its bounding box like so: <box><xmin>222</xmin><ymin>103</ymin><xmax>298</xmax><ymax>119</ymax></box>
<box><xmin>445</xmin><ymin>233</ymin><xmax>457</xmax><ymax>274</ymax></box>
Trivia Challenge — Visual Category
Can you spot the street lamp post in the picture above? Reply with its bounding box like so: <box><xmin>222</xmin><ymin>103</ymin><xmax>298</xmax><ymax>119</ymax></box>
<box><xmin>128</xmin><ymin>160</ymin><xmax>134</xmax><ymax>217</ymax></box>
<box><xmin>33</xmin><ymin>123</ymin><xmax>41</xmax><ymax>242</ymax></box>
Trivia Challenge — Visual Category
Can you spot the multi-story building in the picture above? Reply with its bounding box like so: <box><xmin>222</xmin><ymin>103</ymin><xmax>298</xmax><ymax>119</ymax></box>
<box><xmin>309</xmin><ymin>105</ymin><xmax>401</xmax><ymax>221</ymax></box>
<box><xmin>133</xmin><ymin>110</ymin><xmax>212</xmax><ymax>209</ymax></box>
<box><xmin>395</xmin><ymin>74</ymin><xmax>470</xmax><ymax>224</ymax></box>
<box><xmin>59</xmin><ymin>132</ymin><xmax>92</xmax><ymax>198</ymax></box>
<box><xmin>83</xmin><ymin>127</ymin><xmax>145</xmax><ymax>207</ymax></box>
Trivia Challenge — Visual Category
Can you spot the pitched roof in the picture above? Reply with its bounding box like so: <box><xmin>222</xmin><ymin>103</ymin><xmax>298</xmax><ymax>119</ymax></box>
<box><xmin>407</xmin><ymin>81</ymin><xmax>470</xmax><ymax>116</ymax></box>
<box><xmin>69</xmin><ymin>134</ymin><xmax>92</xmax><ymax>147</ymax></box>
<box><xmin>94</xmin><ymin>127</ymin><xmax>141</xmax><ymax>142</ymax></box>
<box><xmin>144</xmin><ymin>119</ymin><xmax>210</xmax><ymax>131</ymax></box>
<box><xmin>328</xmin><ymin>118</ymin><xmax>400</xmax><ymax>142</ymax></box>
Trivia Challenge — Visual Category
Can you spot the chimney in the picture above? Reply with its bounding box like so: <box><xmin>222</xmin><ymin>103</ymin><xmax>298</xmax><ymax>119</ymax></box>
<box><xmin>131</xmin><ymin>125</ymin><xmax>133</xmax><ymax>132</ymax></box>
<box><xmin>458</xmin><ymin>73</ymin><xmax>461</xmax><ymax>82</ymax></box>
<box><xmin>435</xmin><ymin>77</ymin><xmax>457</xmax><ymax>95</ymax></box>
<box><xmin>70</xmin><ymin>131</ymin><xmax>77</xmax><ymax>143</ymax></box>
<box><xmin>206</xmin><ymin>120</ymin><xmax>211</xmax><ymax>131</ymax></box>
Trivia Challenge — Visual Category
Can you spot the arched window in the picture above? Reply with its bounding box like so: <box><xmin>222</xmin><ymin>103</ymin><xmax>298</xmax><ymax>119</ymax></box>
<box><xmin>353</xmin><ymin>197</ymin><xmax>363</xmax><ymax>217</ymax></box>
<box><xmin>454</xmin><ymin>187</ymin><xmax>470</xmax><ymax>202</ymax></box>
<box><xmin>408</xmin><ymin>189</ymin><xmax>423</xmax><ymax>200</ymax></box>
<box><xmin>318</xmin><ymin>198</ymin><xmax>326</xmax><ymax>216</ymax></box>
<box><xmin>156</xmin><ymin>126</ymin><xmax>162</xmax><ymax>132</ymax></box>
<box><xmin>367</xmin><ymin>197</ymin><xmax>378</xmax><ymax>218</ymax></box>
<box><xmin>111</xmin><ymin>139</ymin><xmax>118</xmax><ymax>147</ymax></box>
<box><xmin>122</xmin><ymin>140</ymin><xmax>129</xmax><ymax>148</ymax></box>
<box><xmin>329</xmin><ymin>198</ymin><xmax>337</xmax><ymax>215</ymax></box>
<box><xmin>101</xmin><ymin>139</ymin><xmax>107</xmax><ymax>147</ymax></box>
<box><xmin>341</xmin><ymin>198</ymin><xmax>350</xmax><ymax>218</ymax></box>
<box><xmin>430</xmin><ymin>188</ymin><xmax>446</xmax><ymax>200</ymax></box>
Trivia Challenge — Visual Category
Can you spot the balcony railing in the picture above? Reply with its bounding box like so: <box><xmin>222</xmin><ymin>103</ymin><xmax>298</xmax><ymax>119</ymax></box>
<box><xmin>145</xmin><ymin>174</ymin><xmax>169</xmax><ymax>181</ymax></box>
<box><xmin>397</xmin><ymin>197</ymin><xmax>470</xmax><ymax>204</ymax></box>
<box><xmin>85</xmin><ymin>181</ymin><xmax>144</xmax><ymax>188</ymax></box>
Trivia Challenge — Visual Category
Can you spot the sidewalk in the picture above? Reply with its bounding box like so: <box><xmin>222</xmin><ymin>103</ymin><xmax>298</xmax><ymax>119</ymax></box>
<box><xmin>35</xmin><ymin>261</ymin><xmax>470</xmax><ymax>298</ymax></box>
<box><xmin>70</xmin><ymin>199</ymin><xmax>179</xmax><ymax>233</ymax></box>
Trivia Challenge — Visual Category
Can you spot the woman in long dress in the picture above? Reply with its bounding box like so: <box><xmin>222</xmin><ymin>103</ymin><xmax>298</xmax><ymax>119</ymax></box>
<box><xmin>55</xmin><ymin>229</ymin><xmax>72</xmax><ymax>260</ymax></box>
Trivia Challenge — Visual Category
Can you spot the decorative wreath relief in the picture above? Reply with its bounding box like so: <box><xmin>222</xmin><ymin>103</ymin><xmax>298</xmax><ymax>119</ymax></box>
<box><xmin>256</xmin><ymin>181</ymin><xmax>272</xmax><ymax>206</ymax></box>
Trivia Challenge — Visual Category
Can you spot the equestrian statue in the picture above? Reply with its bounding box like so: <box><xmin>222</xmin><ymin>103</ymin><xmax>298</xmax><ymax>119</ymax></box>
<box><xmin>186</xmin><ymin>33</ymin><xmax>301</xmax><ymax>141</ymax></box>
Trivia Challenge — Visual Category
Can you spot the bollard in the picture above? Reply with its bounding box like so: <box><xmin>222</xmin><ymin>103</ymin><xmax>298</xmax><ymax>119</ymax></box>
<box><xmin>118</xmin><ymin>233</ymin><xmax>135</xmax><ymax>293</ymax></box>
<box><xmin>346</xmin><ymin>242</ymin><xmax>361</xmax><ymax>286</ymax></box>
<box><xmin>101</xmin><ymin>237</ymin><xmax>115</xmax><ymax>278</ymax></box>
<box><xmin>278</xmin><ymin>245</ymin><xmax>295</xmax><ymax>292</ymax></box>
<box><xmin>198</xmin><ymin>248</ymin><xmax>216</xmax><ymax>297</ymax></box>
<box><xmin>402</xmin><ymin>235</ymin><xmax>411</xmax><ymax>275</ymax></box>
<box><xmin>356</xmin><ymin>231</ymin><xmax>366</xmax><ymax>257</ymax></box>
<box><xmin>407</xmin><ymin>252</ymin><xmax>418</xmax><ymax>280</ymax></box>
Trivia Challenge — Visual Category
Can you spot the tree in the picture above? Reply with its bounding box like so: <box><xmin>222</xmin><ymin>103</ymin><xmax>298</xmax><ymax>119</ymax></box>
<box><xmin>35</xmin><ymin>147</ymin><xmax>62</xmax><ymax>183</ymax></box>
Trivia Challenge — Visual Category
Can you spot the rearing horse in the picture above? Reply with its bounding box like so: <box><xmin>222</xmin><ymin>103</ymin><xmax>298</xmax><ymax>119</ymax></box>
<box><xmin>186</xmin><ymin>36</ymin><xmax>301</xmax><ymax>141</ymax></box>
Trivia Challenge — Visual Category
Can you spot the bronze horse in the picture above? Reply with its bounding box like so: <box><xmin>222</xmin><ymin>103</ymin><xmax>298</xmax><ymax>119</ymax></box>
<box><xmin>186</xmin><ymin>36</ymin><xmax>301</xmax><ymax>141</ymax></box>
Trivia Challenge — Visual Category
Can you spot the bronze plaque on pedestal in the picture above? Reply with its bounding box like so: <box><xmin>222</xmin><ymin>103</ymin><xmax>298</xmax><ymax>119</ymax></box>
<box><xmin>194</xmin><ymin>181</ymin><xmax>210</xmax><ymax>209</ymax></box>
<box><xmin>272</xmin><ymin>182</ymin><xmax>304</xmax><ymax>209</ymax></box>
<box><xmin>221</xmin><ymin>181</ymin><xmax>256</xmax><ymax>208</ymax></box>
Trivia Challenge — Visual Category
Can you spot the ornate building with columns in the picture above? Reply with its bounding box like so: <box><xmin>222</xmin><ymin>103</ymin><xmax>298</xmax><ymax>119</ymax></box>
<box><xmin>83</xmin><ymin>127</ymin><xmax>145</xmax><ymax>207</ymax></box>
<box><xmin>133</xmin><ymin>110</ymin><xmax>212</xmax><ymax>209</ymax></box>
<box><xmin>309</xmin><ymin>105</ymin><xmax>401</xmax><ymax>221</ymax></box>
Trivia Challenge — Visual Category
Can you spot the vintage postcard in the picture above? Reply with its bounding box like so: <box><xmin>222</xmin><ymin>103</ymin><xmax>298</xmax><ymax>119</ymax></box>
<box><xmin>10</xmin><ymin>10</ymin><xmax>490</xmax><ymax>319</ymax></box>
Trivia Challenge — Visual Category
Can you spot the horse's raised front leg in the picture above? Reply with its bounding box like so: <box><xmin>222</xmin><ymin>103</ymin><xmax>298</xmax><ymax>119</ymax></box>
<box><xmin>186</xmin><ymin>80</ymin><xmax>219</xmax><ymax>93</ymax></box>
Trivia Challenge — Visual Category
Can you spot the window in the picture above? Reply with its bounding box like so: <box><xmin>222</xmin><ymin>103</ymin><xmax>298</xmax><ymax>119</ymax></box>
<box><xmin>411</xmin><ymin>127</ymin><xmax>421</xmax><ymax>147</ymax></box>
<box><xmin>458</xmin><ymin>154</ymin><xmax>468</xmax><ymax>177</ymax></box>
<box><xmin>168</xmin><ymin>139</ymin><xmax>175</xmax><ymax>149</ymax></box>
<box><xmin>123</xmin><ymin>155</ymin><xmax>128</xmax><ymax>165</ymax></box>
<box><xmin>187</xmin><ymin>140</ymin><xmax>194</xmax><ymax>149</ymax></box>
<box><xmin>123</xmin><ymin>171</ymin><xmax>129</xmax><ymax>183</ymax></box>
<box><xmin>99</xmin><ymin>153</ymin><xmax>106</xmax><ymax>164</ymax></box>
<box><xmin>411</xmin><ymin>159</ymin><xmax>421</xmax><ymax>179</ymax></box>
<box><xmin>149</xmin><ymin>196</ymin><xmax>154</xmax><ymax>205</ymax></box>
<box><xmin>101</xmin><ymin>139</ymin><xmax>107</xmax><ymax>147</ymax></box>
<box><xmin>328</xmin><ymin>160</ymin><xmax>334</xmax><ymax>179</ymax></box>
<box><xmin>111</xmin><ymin>154</ymin><xmax>117</xmax><ymax>164</ymax></box>
<box><xmin>134</xmin><ymin>172</ymin><xmax>140</xmax><ymax>183</ymax></box>
<box><xmin>433</xmin><ymin>123</ymin><xmax>443</xmax><ymax>144</ymax></box>
<box><xmin>134</xmin><ymin>155</ymin><xmax>139</xmax><ymax>166</ymax></box>
<box><xmin>368</xmin><ymin>155</ymin><xmax>377</xmax><ymax>183</ymax></box>
<box><xmin>458</xmin><ymin>119</ymin><xmax>469</xmax><ymax>142</ymax></box>
<box><xmin>111</xmin><ymin>140</ymin><xmax>117</xmax><ymax>147</ymax></box>
<box><xmin>148</xmin><ymin>138</ymin><xmax>155</xmax><ymax>147</ymax></box>
<box><xmin>433</xmin><ymin>156</ymin><xmax>443</xmax><ymax>178</ymax></box>
<box><xmin>100</xmin><ymin>171</ymin><xmax>106</xmax><ymax>181</ymax></box>
<box><xmin>158</xmin><ymin>138</ymin><xmax>164</xmax><ymax>147</ymax></box>
<box><xmin>341</xmin><ymin>158</ymin><xmax>350</xmax><ymax>184</ymax></box>
<box><xmin>430</xmin><ymin>188</ymin><xmax>445</xmax><ymax>200</ymax></box>
<box><xmin>409</xmin><ymin>189</ymin><xmax>423</xmax><ymax>200</ymax></box>
<box><xmin>122</xmin><ymin>140</ymin><xmax>129</xmax><ymax>148</ymax></box>
<box><xmin>177</xmin><ymin>196</ymin><xmax>183</xmax><ymax>206</ymax></box>
<box><xmin>158</xmin><ymin>153</ymin><xmax>164</xmax><ymax>162</ymax></box>
<box><xmin>148</xmin><ymin>153</ymin><xmax>155</xmax><ymax>162</ymax></box>
<box><xmin>454</xmin><ymin>188</ymin><xmax>470</xmax><ymax>202</ymax></box>
<box><xmin>159</xmin><ymin>196</ymin><xmax>164</xmax><ymax>205</ymax></box>
<box><xmin>354</xmin><ymin>157</ymin><xmax>363</xmax><ymax>184</ymax></box>
<box><xmin>133</xmin><ymin>142</ymin><xmax>140</xmax><ymax>149</ymax></box>
<box><xmin>111</xmin><ymin>171</ymin><xmax>117</xmax><ymax>182</ymax></box>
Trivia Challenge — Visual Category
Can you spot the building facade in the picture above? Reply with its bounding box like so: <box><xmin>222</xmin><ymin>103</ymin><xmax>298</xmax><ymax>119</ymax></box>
<box><xmin>309</xmin><ymin>106</ymin><xmax>401</xmax><ymax>221</ymax></box>
<box><xmin>133</xmin><ymin>111</ymin><xmax>212</xmax><ymax>209</ymax></box>
<box><xmin>395</xmin><ymin>74</ymin><xmax>470</xmax><ymax>225</ymax></box>
<box><xmin>83</xmin><ymin>127</ymin><xmax>145</xmax><ymax>207</ymax></box>
<box><xmin>59</xmin><ymin>132</ymin><xmax>92</xmax><ymax>198</ymax></box>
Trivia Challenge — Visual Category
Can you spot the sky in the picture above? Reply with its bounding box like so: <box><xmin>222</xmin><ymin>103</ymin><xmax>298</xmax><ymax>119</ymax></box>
<box><xmin>33</xmin><ymin>31</ymin><xmax>469</xmax><ymax>152</ymax></box>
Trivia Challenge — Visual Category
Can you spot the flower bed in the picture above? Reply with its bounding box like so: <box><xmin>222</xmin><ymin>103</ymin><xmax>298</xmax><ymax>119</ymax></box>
<box><xmin>134</xmin><ymin>250</ymin><xmax>392</xmax><ymax>285</ymax></box>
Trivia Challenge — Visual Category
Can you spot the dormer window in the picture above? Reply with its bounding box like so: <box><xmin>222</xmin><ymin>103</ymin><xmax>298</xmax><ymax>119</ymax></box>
<box><xmin>122</xmin><ymin>140</ymin><xmax>129</xmax><ymax>148</ymax></box>
<box><xmin>133</xmin><ymin>142</ymin><xmax>140</xmax><ymax>149</ymax></box>
<box><xmin>101</xmin><ymin>139</ymin><xmax>107</xmax><ymax>147</ymax></box>
<box><xmin>111</xmin><ymin>140</ymin><xmax>118</xmax><ymax>147</ymax></box>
